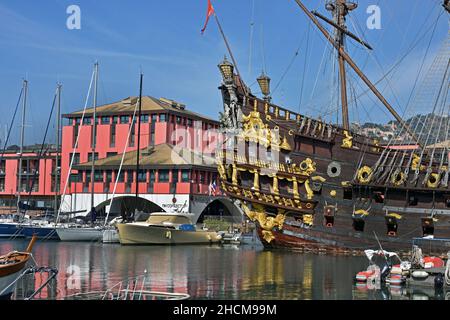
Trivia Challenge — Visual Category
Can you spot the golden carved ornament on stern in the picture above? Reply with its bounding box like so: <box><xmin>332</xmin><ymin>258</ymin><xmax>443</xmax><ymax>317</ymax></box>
<box><xmin>255</xmin><ymin>211</ymin><xmax>286</xmax><ymax>232</ymax></box>
<box><xmin>304</xmin><ymin>176</ymin><xmax>326</xmax><ymax>200</ymax></box>
<box><xmin>261</xmin><ymin>230</ymin><xmax>275</xmax><ymax>243</ymax></box>
<box><xmin>341</xmin><ymin>130</ymin><xmax>353</xmax><ymax>148</ymax></box>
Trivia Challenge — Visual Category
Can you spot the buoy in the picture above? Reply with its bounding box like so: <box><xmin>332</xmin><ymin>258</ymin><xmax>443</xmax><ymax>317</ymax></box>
<box><xmin>356</xmin><ymin>270</ymin><xmax>375</xmax><ymax>282</ymax></box>
<box><xmin>387</xmin><ymin>275</ymin><xmax>404</xmax><ymax>285</ymax></box>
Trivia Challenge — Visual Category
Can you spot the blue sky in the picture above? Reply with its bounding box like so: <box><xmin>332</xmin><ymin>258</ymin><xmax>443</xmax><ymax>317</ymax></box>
<box><xmin>0</xmin><ymin>0</ymin><xmax>448</xmax><ymax>145</ymax></box>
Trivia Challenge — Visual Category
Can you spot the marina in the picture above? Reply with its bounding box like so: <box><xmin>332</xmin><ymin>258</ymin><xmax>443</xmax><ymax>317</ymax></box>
<box><xmin>0</xmin><ymin>0</ymin><xmax>449</xmax><ymax>310</ymax></box>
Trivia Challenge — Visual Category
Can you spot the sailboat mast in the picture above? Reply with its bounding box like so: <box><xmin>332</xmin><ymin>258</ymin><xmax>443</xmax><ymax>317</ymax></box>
<box><xmin>90</xmin><ymin>63</ymin><xmax>99</xmax><ymax>216</ymax></box>
<box><xmin>17</xmin><ymin>79</ymin><xmax>28</xmax><ymax>216</ymax></box>
<box><xmin>135</xmin><ymin>73</ymin><xmax>143</xmax><ymax>209</ymax></box>
<box><xmin>293</xmin><ymin>0</ymin><xmax>420</xmax><ymax>145</ymax></box>
<box><xmin>54</xmin><ymin>84</ymin><xmax>61</xmax><ymax>216</ymax></box>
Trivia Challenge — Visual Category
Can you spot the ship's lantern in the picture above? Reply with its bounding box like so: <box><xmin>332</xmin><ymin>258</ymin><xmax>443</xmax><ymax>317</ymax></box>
<box><xmin>218</xmin><ymin>56</ymin><xmax>234</xmax><ymax>83</ymax></box>
<box><xmin>257</xmin><ymin>72</ymin><xmax>271</xmax><ymax>100</ymax></box>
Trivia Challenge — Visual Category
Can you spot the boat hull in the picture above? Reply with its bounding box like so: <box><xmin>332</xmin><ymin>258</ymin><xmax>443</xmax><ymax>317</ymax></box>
<box><xmin>22</xmin><ymin>226</ymin><xmax>59</xmax><ymax>240</ymax></box>
<box><xmin>0</xmin><ymin>223</ymin><xmax>24</xmax><ymax>238</ymax></box>
<box><xmin>117</xmin><ymin>223</ymin><xmax>221</xmax><ymax>245</ymax></box>
<box><xmin>255</xmin><ymin>214</ymin><xmax>450</xmax><ymax>255</ymax></box>
<box><xmin>56</xmin><ymin>227</ymin><xmax>103</xmax><ymax>242</ymax></box>
<box><xmin>102</xmin><ymin>229</ymin><xmax>120</xmax><ymax>243</ymax></box>
<box><xmin>0</xmin><ymin>269</ymin><xmax>23</xmax><ymax>299</ymax></box>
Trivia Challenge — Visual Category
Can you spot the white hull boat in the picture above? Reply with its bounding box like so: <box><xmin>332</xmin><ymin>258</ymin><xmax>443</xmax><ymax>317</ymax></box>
<box><xmin>102</xmin><ymin>228</ymin><xmax>120</xmax><ymax>243</ymax></box>
<box><xmin>56</xmin><ymin>226</ymin><xmax>103</xmax><ymax>242</ymax></box>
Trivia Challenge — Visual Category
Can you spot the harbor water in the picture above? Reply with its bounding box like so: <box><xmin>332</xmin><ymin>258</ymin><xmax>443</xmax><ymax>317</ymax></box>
<box><xmin>1</xmin><ymin>239</ymin><xmax>448</xmax><ymax>300</ymax></box>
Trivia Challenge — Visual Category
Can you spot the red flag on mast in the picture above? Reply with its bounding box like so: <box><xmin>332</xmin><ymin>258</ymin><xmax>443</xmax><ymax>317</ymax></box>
<box><xmin>201</xmin><ymin>0</ymin><xmax>215</xmax><ymax>34</ymax></box>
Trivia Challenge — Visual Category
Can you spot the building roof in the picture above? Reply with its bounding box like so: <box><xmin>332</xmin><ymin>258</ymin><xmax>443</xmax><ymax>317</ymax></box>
<box><xmin>63</xmin><ymin>96</ymin><xmax>218</xmax><ymax>123</ymax></box>
<box><xmin>73</xmin><ymin>143</ymin><xmax>217</xmax><ymax>170</ymax></box>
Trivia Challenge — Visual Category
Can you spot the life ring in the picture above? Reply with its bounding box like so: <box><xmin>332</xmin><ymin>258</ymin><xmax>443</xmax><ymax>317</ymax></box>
<box><xmin>390</xmin><ymin>171</ymin><xmax>406</xmax><ymax>186</ymax></box>
<box><xmin>427</xmin><ymin>173</ymin><xmax>440</xmax><ymax>188</ymax></box>
<box><xmin>357</xmin><ymin>166</ymin><xmax>373</xmax><ymax>184</ymax></box>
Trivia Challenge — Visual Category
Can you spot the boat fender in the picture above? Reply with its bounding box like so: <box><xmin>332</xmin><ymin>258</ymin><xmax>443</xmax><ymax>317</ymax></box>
<box><xmin>411</xmin><ymin>271</ymin><xmax>429</xmax><ymax>279</ymax></box>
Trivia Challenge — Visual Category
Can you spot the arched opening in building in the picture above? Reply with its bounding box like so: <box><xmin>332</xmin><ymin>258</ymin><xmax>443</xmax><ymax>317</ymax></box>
<box><xmin>95</xmin><ymin>196</ymin><xmax>165</xmax><ymax>222</ymax></box>
<box><xmin>197</xmin><ymin>198</ymin><xmax>243</xmax><ymax>224</ymax></box>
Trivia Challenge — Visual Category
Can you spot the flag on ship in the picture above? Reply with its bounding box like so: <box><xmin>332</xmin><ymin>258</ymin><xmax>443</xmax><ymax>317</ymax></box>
<box><xmin>201</xmin><ymin>0</ymin><xmax>215</xmax><ymax>34</ymax></box>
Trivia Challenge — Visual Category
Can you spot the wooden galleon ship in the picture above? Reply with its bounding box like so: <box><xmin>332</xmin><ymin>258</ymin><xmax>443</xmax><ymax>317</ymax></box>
<box><xmin>216</xmin><ymin>0</ymin><xmax>450</xmax><ymax>254</ymax></box>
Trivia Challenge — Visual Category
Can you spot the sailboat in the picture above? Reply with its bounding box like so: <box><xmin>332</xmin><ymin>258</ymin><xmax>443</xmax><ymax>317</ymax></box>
<box><xmin>0</xmin><ymin>80</ymin><xmax>29</xmax><ymax>239</ymax></box>
<box><xmin>21</xmin><ymin>83</ymin><xmax>63</xmax><ymax>241</ymax></box>
<box><xmin>56</xmin><ymin>63</ymin><xmax>103</xmax><ymax>242</ymax></box>
<box><xmin>216</xmin><ymin>0</ymin><xmax>450</xmax><ymax>253</ymax></box>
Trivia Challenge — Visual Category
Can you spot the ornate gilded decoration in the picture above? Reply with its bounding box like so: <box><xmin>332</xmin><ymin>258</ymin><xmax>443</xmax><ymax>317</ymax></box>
<box><xmin>232</xmin><ymin>164</ymin><xmax>238</xmax><ymax>185</ymax></box>
<box><xmin>353</xmin><ymin>209</ymin><xmax>369</xmax><ymax>217</ymax></box>
<box><xmin>305</xmin><ymin>176</ymin><xmax>326</xmax><ymax>200</ymax></box>
<box><xmin>272</xmin><ymin>176</ymin><xmax>279</xmax><ymax>195</ymax></box>
<box><xmin>261</xmin><ymin>230</ymin><xmax>275</xmax><ymax>243</ymax></box>
<box><xmin>280</xmin><ymin>136</ymin><xmax>292</xmax><ymax>151</ymax></box>
<box><xmin>298</xmin><ymin>158</ymin><xmax>316</xmax><ymax>176</ymax></box>
<box><xmin>302</xmin><ymin>214</ymin><xmax>314</xmax><ymax>226</ymax></box>
<box><xmin>330</xmin><ymin>190</ymin><xmax>337</xmax><ymax>197</ymax></box>
<box><xmin>387</xmin><ymin>213</ymin><xmax>402</xmax><ymax>220</ymax></box>
<box><xmin>341</xmin><ymin>130</ymin><xmax>353</xmax><ymax>148</ymax></box>
<box><xmin>241</xmin><ymin>110</ymin><xmax>281</xmax><ymax>148</ymax></box>
<box><xmin>357</xmin><ymin>166</ymin><xmax>373</xmax><ymax>184</ymax></box>
<box><xmin>411</xmin><ymin>154</ymin><xmax>425</xmax><ymax>171</ymax></box>
<box><xmin>427</xmin><ymin>173</ymin><xmax>441</xmax><ymax>188</ymax></box>
<box><xmin>390</xmin><ymin>170</ymin><xmax>406</xmax><ymax>186</ymax></box>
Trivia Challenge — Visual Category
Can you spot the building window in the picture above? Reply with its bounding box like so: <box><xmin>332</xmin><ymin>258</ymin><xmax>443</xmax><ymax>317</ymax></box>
<box><xmin>0</xmin><ymin>177</ymin><xmax>5</xmax><ymax>192</ymax></box>
<box><xmin>94</xmin><ymin>170</ymin><xmax>103</xmax><ymax>182</ymax></box>
<box><xmin>181</xmin><ymin>170</ymin><xmax>190</xmax><ymax>182</ymax></box>
<box><xmin>158</xmin><ymin>170</ymin><xmax>169</xmax><ymax>182</ymax></box>
<box><xmin>151</xmin><ymin>114</ymin><xmax>157</xmax><ymax>123</ymax></box>
<box><xmin>112</xmin><ymin>116</ymin><xmax>118</xmax><ymax>124</ymax></box>
<box><xmin>105</xmin><ymin>170</ymin><xmax>112</xmax><ymax>183</ymax></box>
<box><xmin>129</xmin><ymin>123</ymin><xmax>135</xmax><ymax>147</ymax></box>
<box><xmin>116</xmin><ymin>170</ymin><xmax>124</xmax><ymax>182</ymax></box>
<box><xmin>127</xmin><ymin>170</ymin><xmax>134</xmax><ymax>183</ymax></box>
<box><xmin>83</xmin><ymin>117</ymin><xmax>92</xmax><ymax>125</ymax></box>
<box><xmin>137</xmin><ymin>170</ymin><xmax>146</xmax><ymax>182</ymax></box>
<box><xmin>120</xmin><ymin>115</ymin><xmax>129</xmax><ymax>124</ymax></box>
<box><xmin>70</xmin><ymin>153</ymin><xmax>80</xmax><ymax>165</ymax></box>
<box><xmin>187</xmin><ymin>119</ymin><xmax>193</xmax><ymax>127</ymax></box>
<box><xmin>172</xmin><ymin>169</ymin><xmax>179</xmax><ymax>183</ymax></box>
<box><xmin>73</xmin><ymin>125</ymin><xmax>79</xmax><ymax>148</ymax></box>
<box><xmin>140</xmin><ymin>114</ymin><xmax>149</xmax><ymax>123</ymax></box>
<box><xmin>101</xmin><ymin>116</ymin><xmax>110</xmax><ymax>125</ymax></box>
<box><xmin>88</xmin><ymin>153</ymin><xmax>99</xmax><ymax>162</ymax></box>
<box><xmin>107</xmin><ymin>152</ymin><xmax>117</xmax><ymax>158</ymax></box>
<box><xmin>176</xmin><ymin>116</ymin><xmax>182</xmax><ymax>124</ymax></box>
<box><xmin>110</xmin><ymin>125</ymin><xmax>116</xmax><ymax>147</ymax></box>
<box><xmin>159</xmin><ymin>114</ymin><xmax>167</xmax><ymax>122</ymax></box>
<box><xmin>74</xmin><ymin>118</ymin><xmax>81</xmax><ymax>125</ymax></box>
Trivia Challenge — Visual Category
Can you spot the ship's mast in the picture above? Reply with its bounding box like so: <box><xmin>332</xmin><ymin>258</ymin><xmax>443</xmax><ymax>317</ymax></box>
<box><xmin>328</xmin><ymin>0</ymin><xmax>357</xmax><ymax>130</ymax></box>
<box><xmin>293</xmin><ymin>0</ymin><xmax>420</xmax><ymax>144</ymax></box>
<box><xmin>54</xmin><ymin>84</ymin><xmax>61</xmax><ymax>216</ymax></box>
<box><xmin>90</xmin><ymin>62</ymin><xmax>99</xmax><ymax>221</ymax></box>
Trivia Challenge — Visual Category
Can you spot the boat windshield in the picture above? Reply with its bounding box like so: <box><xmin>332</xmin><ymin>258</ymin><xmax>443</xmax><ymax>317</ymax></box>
<box><xmin>146</xmin><ymin>215</ymin><xmax>193</xmax><ymax>225</ymax></box>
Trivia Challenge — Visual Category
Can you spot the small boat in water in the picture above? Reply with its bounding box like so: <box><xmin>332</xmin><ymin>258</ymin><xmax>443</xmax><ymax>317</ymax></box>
<box><xmin>0</xmin><ymin>235</ymin><xmax>37</xmax><ymax>299</ymax></box>
<box><xmin>117</xmin><ymin>213</ymin><xmax>222</xmax><ymax>245</ymax></box>
<box><xmin>55</xmin><ymin>225</ymin><xmax>103</xmax><ymax>242</ymax></box>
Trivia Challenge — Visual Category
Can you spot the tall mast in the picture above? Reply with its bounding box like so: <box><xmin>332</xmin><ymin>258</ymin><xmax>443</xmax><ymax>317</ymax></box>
<box><xmin>90</xmin><ymin>63</ymin><xmax>99</xmax><ymax>218</ymax></box>
<box><xmin>17</xmin><ymin>79</ymin><xmax>28</xmax><ymax>216</ymax></box>
<box><xmin>293</xmin><ymin>0</ymin><xmax>420</xmax><ymax>144</ymax></box>
<box><xmin>54</xmin><ymin>84</ymin><xmax>61</xmax><ymax>216</ymax></box>
<box><xmin>329</xmin><ymin>0</ymin><xmax>356</xmax><ymax>130</ymax></box>
<box><xmin>135</xmin><ymin>73</ymin><xmax>143</xmax><ymax>213</ymax></box>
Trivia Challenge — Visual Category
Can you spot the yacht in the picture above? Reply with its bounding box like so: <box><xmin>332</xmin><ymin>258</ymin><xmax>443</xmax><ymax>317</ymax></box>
<box><xmin>117</xmin><ymin>213</ymin><xmax>222</xmax><ymax>245</ymax></box>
